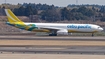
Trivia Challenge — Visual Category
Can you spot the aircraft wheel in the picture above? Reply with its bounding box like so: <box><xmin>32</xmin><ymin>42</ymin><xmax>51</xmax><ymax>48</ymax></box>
<box><xmin>92</xmin><ymin>33</ymin><xmax>94</xmax><ymax>37</ymax></box>
<box><xmin>49</xmin><ymin>34</ymin><xmax>57</xmax><ymax>36</ymax></box>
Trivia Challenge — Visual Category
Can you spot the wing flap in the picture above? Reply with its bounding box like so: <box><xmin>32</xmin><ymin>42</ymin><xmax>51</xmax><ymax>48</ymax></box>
<box><xmin>40</xmin><ymin>27</ymin><xmax>63</xmax><ymax>31</ymax></box>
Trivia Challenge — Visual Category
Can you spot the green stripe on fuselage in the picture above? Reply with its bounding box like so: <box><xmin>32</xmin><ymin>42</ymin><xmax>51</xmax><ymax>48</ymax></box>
<box><xmin>28</xmin><ymin>27</ymin><xmax>38</xmax><ymax>31</ymax></box>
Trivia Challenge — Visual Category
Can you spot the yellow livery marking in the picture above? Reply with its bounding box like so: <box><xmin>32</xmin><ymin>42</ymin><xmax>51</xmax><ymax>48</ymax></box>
<box><xmin>33</xmin><ymin>29</ymin><xmax>50</xmax><ymax>32</ymax></box>
<box><xmin>7</xmin><ymin>9</ymin><xmax>23</xmax><ymax>22</ymax></box>
<box><xmin>15</xmin><ymin>22</ymin><xmax>31</xmax><ymax>30</ymax></box>
<box><xmin>68</xmin><ymin>30</ymin><xmax>98</xmax><ymax>33</ymax></box>
<box><xmin>5</xmin><ymin>9</ymin><xmax>32</xmax><ymax>30</ymax></box>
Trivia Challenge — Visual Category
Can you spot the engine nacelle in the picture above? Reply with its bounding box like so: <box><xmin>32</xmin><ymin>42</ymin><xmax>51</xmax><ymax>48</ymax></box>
<box><xmin>57</xmin><ymin>29</ymin><xmax>68</xmax><ymax>35</ymax></box>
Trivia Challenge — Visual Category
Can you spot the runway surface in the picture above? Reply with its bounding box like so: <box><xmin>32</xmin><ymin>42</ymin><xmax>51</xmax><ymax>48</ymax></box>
<box><xmin>0</xmin><ymin>46</ymin><xmax>105</xmax><ymax>55</ymax></box>
<box><xmin>0</xmin><ymin>35</ymin><xmax>105</xmax><ymax>55</ymax></box>
<box><xmin>0</xmin><ymin>54</ymin><xmax>105</xmax><ymax>59</ymax></box>
<box><xmin>0</xmin><ymin>36</ymin><xmax>105</xmax><ymax>41</ymax></box>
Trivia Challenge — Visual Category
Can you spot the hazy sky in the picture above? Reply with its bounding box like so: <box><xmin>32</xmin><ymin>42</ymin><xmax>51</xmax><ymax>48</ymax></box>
<box><xmin>0</xmin><ymin>0</ymin><xmax>105</xmax><ymax>7</ymax></box>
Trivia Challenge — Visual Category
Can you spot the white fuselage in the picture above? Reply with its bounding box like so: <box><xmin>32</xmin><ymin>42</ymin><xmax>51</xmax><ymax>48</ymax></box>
<box><xmin>24</xmin><ymin>23</ymin><xmax>103</xmax><ymax>33</ymax></box>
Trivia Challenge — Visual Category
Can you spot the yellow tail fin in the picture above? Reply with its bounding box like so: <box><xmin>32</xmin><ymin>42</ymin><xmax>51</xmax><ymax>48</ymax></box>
<box><xmin>5</xmin><ymin>9</ymin><xmax>23</xmax><ymax>23</ymax></box>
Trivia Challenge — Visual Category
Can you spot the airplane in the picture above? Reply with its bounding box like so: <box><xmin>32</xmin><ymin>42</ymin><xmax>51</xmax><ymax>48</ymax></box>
<box><xmin>5</xmin><ymin>9</ymin><xmax>103</xmax><ymax>36</ymax></box>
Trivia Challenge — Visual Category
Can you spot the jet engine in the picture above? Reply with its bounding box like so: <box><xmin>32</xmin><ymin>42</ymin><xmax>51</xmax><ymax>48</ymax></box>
<box><xmin>57</xmin><ymin>29</ymin><xmax>68</xmax><ymax>35</ymax></box>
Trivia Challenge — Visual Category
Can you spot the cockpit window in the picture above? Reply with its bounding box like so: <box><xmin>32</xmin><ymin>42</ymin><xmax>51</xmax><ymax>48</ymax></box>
<box><xmin>98</xmin><ymin>27</ymin><xmax>101</xmax><ymax>28</ymax></box>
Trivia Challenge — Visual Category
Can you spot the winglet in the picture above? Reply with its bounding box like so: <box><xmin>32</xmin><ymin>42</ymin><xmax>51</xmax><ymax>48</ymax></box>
<box><xmin>5</xmin><ymin>9</ymin><xmax>24</xmax><ymax>23</ymax></box>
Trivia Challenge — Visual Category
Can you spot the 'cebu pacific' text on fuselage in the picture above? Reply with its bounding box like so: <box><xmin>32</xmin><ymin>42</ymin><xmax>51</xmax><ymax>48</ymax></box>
<box><xmin>67</xmin><ymin>25</ymin><xmax>91</xmax><ymax>29</ymax></box>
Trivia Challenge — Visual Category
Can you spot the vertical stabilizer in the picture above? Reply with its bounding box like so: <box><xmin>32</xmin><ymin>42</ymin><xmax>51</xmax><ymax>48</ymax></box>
<box><xmin>5</xmin><ymin>9</ymin><xmax>24</xmax><ymax>23</ymax></box>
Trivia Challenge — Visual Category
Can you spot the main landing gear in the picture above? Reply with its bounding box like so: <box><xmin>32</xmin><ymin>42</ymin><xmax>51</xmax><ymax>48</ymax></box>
<box><xmin>49</xmin><ymin>33</ymin><xmax>57</xmax><ymax>36</ymax></box>
<box><xmin>49</xmin><ymin>31</ymin><xmax>57</xmax><ymax>36</ymax></box>
<box><xmin>92</xmin><ymin>33</ymin><xmax>94</xmax><ymax>37</ymax></box>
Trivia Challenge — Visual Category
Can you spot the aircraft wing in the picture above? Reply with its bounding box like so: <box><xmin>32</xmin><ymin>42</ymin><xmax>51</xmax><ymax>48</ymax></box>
<box><xmin>40</xmin><ymin>27</ymin><xmax>63</xmax><ymax>31</ymax></box>
<box><xmin>40</xmin><ymin>27</ymin><xmax>68</xmax><ymax>35</ymax></box>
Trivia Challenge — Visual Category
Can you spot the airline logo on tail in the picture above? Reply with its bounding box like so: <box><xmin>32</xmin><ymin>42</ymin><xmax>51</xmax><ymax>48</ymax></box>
<box><xmin>5</xmin><ymin>9</ymin><xmax>23</xmax><ymax>23</ymax></box>
<box><xmin>5</xmin><ymin>9</ymin><xmax>37</xmax><ymax>31</ymax></box>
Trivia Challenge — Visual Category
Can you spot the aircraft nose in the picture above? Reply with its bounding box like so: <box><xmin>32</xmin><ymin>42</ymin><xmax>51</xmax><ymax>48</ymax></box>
<box><xmin>99</xmin><ymin>28</ymin><xmax>104</xmax><ymax>31</ymax></box>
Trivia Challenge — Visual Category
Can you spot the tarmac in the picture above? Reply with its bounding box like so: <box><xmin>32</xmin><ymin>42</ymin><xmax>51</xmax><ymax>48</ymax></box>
<box><xmin>0</xmin><ymin>35</ymin><xmax>105</xmax><ymax>59</ymax></box>
<box><xmin>0</xmin><ymin>54</ymin><xmax>105</xmax><ymax>59</ymax></box>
